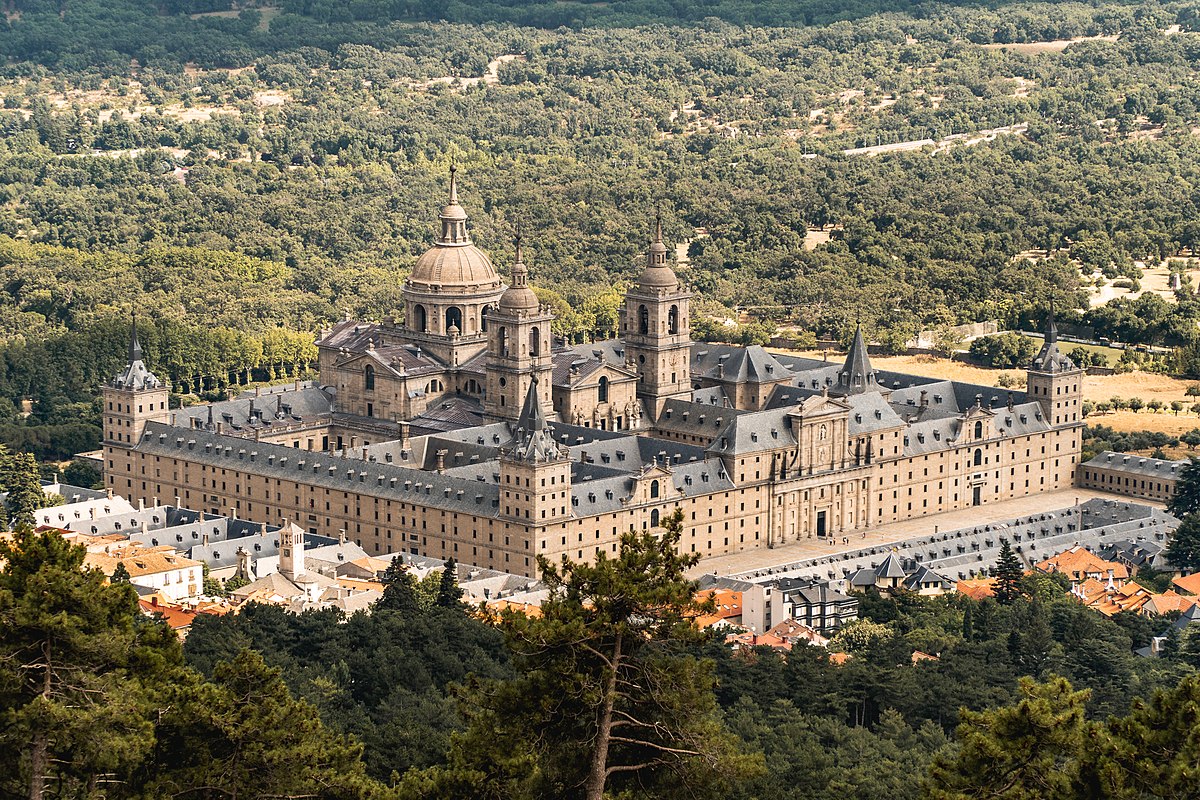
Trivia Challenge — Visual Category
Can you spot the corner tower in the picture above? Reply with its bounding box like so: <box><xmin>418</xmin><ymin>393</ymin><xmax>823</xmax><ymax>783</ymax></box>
<box><xmin>622</xmin><ymin>216</ymin><xmax>692</xmax><ymax>418</ymax></box>
<box><xmin>499</xmin><ymin>377</ymin><xmax>571</xmax><ymax>524</ymax></box>
<box><xmin>485</xmin><ymin>236</ymin><xmax>554</xmax><ymax>422</ymax></box>
<box><xmin>1027</xmin><ymin>310</ymin><xmax>1083</xmax><ymax>426</ymax></box>
<box><xmin>103</xmin><ymin>317</ymin><xmax>169</xmax><ymax>487</ymax></box>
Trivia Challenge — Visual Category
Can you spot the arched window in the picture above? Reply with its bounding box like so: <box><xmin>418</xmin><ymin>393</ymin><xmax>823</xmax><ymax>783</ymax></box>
<box><xmin>364</xmin><ymin>365</ymin><xmax>375</xmax><ymax>391</ymax></box>
<box><xmin>651</xmin><ymin>509</ymin><xmax>660</xmax><ymax>527</ymax></box>
<box><xmin>413</xmin><ymin>304</ymin><xmax>427</xmax><ymax>332</ymax></box>
<box><xmin>446</xmin><ymin>306</ymin><xmax>463</xmax><ymax>334</ymax></box>
<box><xmin>638</xmin><ymin>305</ymin><xmax>649</xmax><ymax>335</ymax></box>
<box><xmin>498</xmin><ymin>327</ymin><xmax>509</xmax><ymax>356</ymax></box>
<box><xmin>974</xmin><ymin>420</ymin><xmax>983</xmax><ymax>439</ymax></box>
<box><xmin>480</xmin><ymin>306</ymin><xmax>490</xmax><ymax>332</ymax></box>
<box><xmin>598</xmin><ymin>376</ymin><xmax>609</xmax><ymax>403</ymax></box>
<box><xmin>530</xmin><ymin>326</ymin><xmax>541</xmax><ymax>357</ymax></box>
<box><xmin>650</xmin><ymin>479</ymin><xmax>660</xmax><ymax>498</ymax></box>
<box><xmin>668</xmin><ymin>305</ymin><xmax>679</xmax><ymax>335</ymax></box>
<box><xmin>973</xmin><ymin>448</ymin><xmax>983</xmax><ymax>467</ymax></box>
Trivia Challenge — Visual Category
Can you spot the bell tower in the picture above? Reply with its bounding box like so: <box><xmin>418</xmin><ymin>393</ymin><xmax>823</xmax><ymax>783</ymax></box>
<box><xmin>622</xmin><ymin>215</ymin><xmax>692</xmax><ymax>418</ymax></box>
<box><xmin>103</xmin><ymin>316</ymin><xmax>170</xmax><ymax>488</ymax></box>
<box><xmin>499</xmin><ymin>377</ymin><xmax>571</xmax><ymax>525</ymax></box>
<box><xmin>485</xmin><ymin>235</ymin><xmax>554</xmax><ymax>422</ymax></box>
<box><xmin>1026</xmin><ymin>310</ymin><xmax>1083</xmax><ymax>427</ymax></box>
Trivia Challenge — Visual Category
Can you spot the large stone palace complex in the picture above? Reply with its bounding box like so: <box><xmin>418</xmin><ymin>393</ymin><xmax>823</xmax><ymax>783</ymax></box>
<box><xmin>103</xmin><ymin>172</ymin><xmax>1084</xmax><ymax>577</ymax></box>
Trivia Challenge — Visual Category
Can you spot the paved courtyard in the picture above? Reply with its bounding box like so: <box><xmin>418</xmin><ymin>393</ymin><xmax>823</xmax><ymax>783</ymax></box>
<box><xmin>691</xmin><ymin>488</ymin><xmax>1155</xmax><ymax>578</ymax></box>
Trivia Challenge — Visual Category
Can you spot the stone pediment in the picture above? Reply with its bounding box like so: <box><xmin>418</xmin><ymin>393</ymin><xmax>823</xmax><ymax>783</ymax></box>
<box><xmin>792</xmin><ymin>393</ymin><xmax>852</xmax><ymax>418</ymax></box>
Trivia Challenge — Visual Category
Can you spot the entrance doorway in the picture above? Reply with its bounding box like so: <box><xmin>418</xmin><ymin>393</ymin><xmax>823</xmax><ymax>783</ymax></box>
<box><xmin>972</xmin><ymin>486</ymin><xmax>982</xmax><ymax>506</ymax></box>
<box><xmin>816</xmin><ymin>510</ymin><xmax>827</xmax><ymax>538</ymax></box>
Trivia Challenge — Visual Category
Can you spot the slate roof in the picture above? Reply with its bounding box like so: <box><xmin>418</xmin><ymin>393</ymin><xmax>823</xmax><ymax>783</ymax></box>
<box><xmin>904</xmin><ymin>564</ymin><xmax>953</xmax><ymax>591</ymax></box>
<box><xmin>1083</xmin><ymin>451</ymin><xmax>1188</xmax><ymax>479</ymax></box>
<box><xmin>135</xmin><ymin>421</ymin><xmax>503</xmax><ymax>516</ymax></box>
<box><xmin>834</xmin><ymin>325</ymin><xmax>878</xmax><ymax>395</ymax></box>
<box><xmin>111</xmin><ymin>320</ymin><xmax>163</xmax><ymax>390</ymax></box>
<box><xmin>690</xmin><ymin>344</ymin><xmax>793</xmax><ymax>383</ymax></box>
<box><xmin>172</xmin><ymin>385</ymin><xmax>333</xmax><ymax>432</ymax></box>
<box><xmin>655</xmin><ymin>399</ymin><xmax>746</xmax><ymax>442</ymax></box>
<box><xmin>316</xmin><ymin>320</ymin><xmax>448</xmax><ymax>377</ymax></box>
<box><xmin>732</xmin><ymin>499</ymin><xmax>1178</xmax><ymax>586</ymax></box>
<box><xmin>408</xmin><ymin>395</ymin><xmax>484</xmax><ymax>435</ymax></box>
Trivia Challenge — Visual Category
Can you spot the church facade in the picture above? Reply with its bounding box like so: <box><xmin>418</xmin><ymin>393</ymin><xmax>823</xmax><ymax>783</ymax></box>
<box><xmin>103</xmin><ymin>173</ymin><xmax>1084</xmax><ymax>577</ymax></box>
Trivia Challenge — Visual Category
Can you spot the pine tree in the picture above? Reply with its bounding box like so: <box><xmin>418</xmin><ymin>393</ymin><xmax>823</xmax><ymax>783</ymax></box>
<box><xmin>0</xmin><ymin>526</ymin><xmax>182</xmax><ymax>799</ymax></box>
<box><xmin>142</xmin><ymin>650</ymin><xmax>372</xmax><ymax>799</ymax></box>
<box><xmin>994</xmin><ymin>538</ymin><xmax>1024</xmax><ymax>605</ymax></box>
<box><xmin>1166</xmin><ymin>513</ymin><xmax>1200</xmax><ymax>572</ymax></box>
<box><xmin>435</xmin><ymin>558</ymin><xmax>463</xmax><ymax>609</ymax></box>
<box><xmin>0</xmin><ymin>447</ymin><xmax>46</xmax><ymax>529</ymax></box>
<box><xmin>378</xmin><ymin>556</ymin><xmax>421</xmax><ymax>616</ymax></box>
<box><xmin>1168</xmin><ymin>456</ymin><xmax>1200</xmax><ymax>517</ymax></box>
<box><xmin>111</xmin><ymin>561</ymin><xmax>132</xmax><ymax>584</ymax></box>
<box><xmin>400</xmin><ymin>509</ymin><xmax>763</xmax><ymax>800</ymax></box>
<box><xmin>926</xmin><ymin>677</ymin><xmax>1090</xmax><ymax>800</ymax></box>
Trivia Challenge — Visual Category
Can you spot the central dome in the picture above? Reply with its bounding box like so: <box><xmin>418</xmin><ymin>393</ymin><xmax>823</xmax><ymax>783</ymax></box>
<box><xmin>410</xmin><ymin>243</ymin><xmax>501</xmax><ymax>291</ymax></box>
<box><xmin>406</xmin><ymin>167</ymin><xmax>502</xmax><ymax>294</ymax></box>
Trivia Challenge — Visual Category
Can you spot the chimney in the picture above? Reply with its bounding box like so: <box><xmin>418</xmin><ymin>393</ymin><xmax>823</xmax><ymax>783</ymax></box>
<box><xmin>229</xmin><ymin>506</ymin><xmax>237</xmax><ymax>520</ymax></box>
<box><xmin>1007</xmin><ymin>392</ymin><xmax>1015</xmax><ymax>411</ymax></box>
<box><xmin>919</xmin><ymin>390</ymin><xmax>928</xmax><ymax>408</ymax></box>
<box><xmin>295</xmin><ymin>377</ymin><xmax>302</xmax><ymax>391</ymax></box>
<box><xmin>338</xmin><ymin>528</ymin><xmax>347</xmax><ymax>546</ymax></box>
<box><xmin>152</xmin><ymin>496</ymin><xmax>158</xmax><ymax>507</ymax></box>
<box><xmin>138</xmin><ymin>498</ymin><xmax>145</xmax><ymax>511</ymax></box>
<box><xmin>175</xmin><ymin>495</ymin><xmax>181</xmax><ymax>507</ymax></box>
<box><xmin>399</xmin><ymin>421</ymin><xmax>411</xmax><ymax>449</ymax></box>
<box><xmin>436</xmin><ymin>449</ymin><xmax>447</xmax><ymax>474</ymax></box>
<box><xmin>106</xmin><ymin>488</ymin><xmax>114</xmax><ymax>500</ymax></box>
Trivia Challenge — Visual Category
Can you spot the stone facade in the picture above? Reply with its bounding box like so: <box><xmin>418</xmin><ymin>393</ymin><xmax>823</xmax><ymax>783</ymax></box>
<box><xmin>103</xmin><ymin>174</ymin><xmax>1085</xmax><ymax>578</ymax></box>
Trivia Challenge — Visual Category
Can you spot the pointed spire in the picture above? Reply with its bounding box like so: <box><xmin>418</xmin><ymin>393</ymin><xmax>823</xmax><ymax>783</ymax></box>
<box><xmin>129</xmin><ymin>312</ymin><xmax>143</xmax><ymax>364</ymax></box>
<box><xmin>505</xmin><ymin>375</ymin><xmax>564</xmax><ymax>464</ymax></box>
<box><xmin>516</xmin><ymin>375</ymin><xmax>547</xmax><ymax>432</ymax></box>
<box><xmin>511</xmin><ymin>230</ymin><xmax>528</xmax><ymax>288</ymax></box>
<box><xmin>1045</xmin><ymin>303</ymin><xmax>1059</xmax><ymax>344</ymax></box>
<box><xmin>438</xmin><ymin>165</ymin><xmax>469</xmax><ymax>244</ymax></box>
<box><xmin>836</xmin><ymin>324</ymin><xmax>878</xmax><ymax>395</ymax></box>
<box><xmin>646</xmin><ymin>210</ymin><xmax>669</xmax><ymax>267</ymax></box>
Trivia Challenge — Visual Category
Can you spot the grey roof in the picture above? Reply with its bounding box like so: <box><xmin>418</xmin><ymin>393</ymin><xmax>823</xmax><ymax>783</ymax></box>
<box><xmin>655</xmin><ymin>398</ymin><xmax>746</xmax><ymax>442</ymax></box>
<box><xmin>503</xmin><ymin>377</ymin><xmax>565</xmax><ymax>464</ymax></box>
<box><xmin>875</xmin><ymin>551</ymin><xmax>907</xmax><ymax>579</ymax></box>
<box><xmin>172</xmin><ymin>385</ymin><xmax>333</xmax><ymax>432</ymax></box>
<box><xmin>409</xmin><ymin>395</ymin><xmax>484</xmax><ymax>435</ymax></box>
<box><xmin>846</xmin><ymin>392</ymin><xmax>907</xmax><ymax>436</ymax></box>
<box><xmin>835</xmin><ymin>325</ymin><xmax>878</xmax><ymax>395</ymax></box>
<box><xmin>135</xmin><ymin>421</ymin><xmax>504</xmax><ymax>516</ymax></box>
<box><xmin>705</xmin><ymin>407</ymin><xmax>797</xmax><ymax>456</ymax></box>
<box><xmin>691</xmin><ymin>344</ymin><xmax>793</xmax><ymax>384</ymax></box>
<box><xmin>1031</xmin><ymin>312</ymin><xmax>1078</xmax><ymax>374</ymax></box>
<box><xmin>1172</xmin><ymin>604</ymin><xmax>1200</xmax><ymax>632</ymax></box>
<box><xmin>904</xmin><ymin>564</ymin><xmax>953</xmax><ymax>590</ymax></box>
<box><xmin>1083</xmin><ymin>451</ymin><xmax>1188</xmax><ymax>479</ymax></box>
<box><xmin>775</xmin><ymin>577</ymin><xmax>855</xmax><ymax>606</ymax></box>
<box><xmin>317</xmin><ymin>320</ymin><xmax>448</xmax><ymax>377</ymax></box>
<box><xmin>734</xmin><ymin>498</ymin><xmax>1179</xmax><ymax>586</ymax></box>
<box><xmin>111</xmin><ymin>320</ymin><xmax>163</xmax><ymax>390</ymax></box>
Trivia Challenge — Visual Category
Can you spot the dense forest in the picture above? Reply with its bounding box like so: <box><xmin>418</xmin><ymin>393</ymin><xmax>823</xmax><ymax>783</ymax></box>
<box><xmin>9</xmin><ymin>0</ymin><xmax>1200</xmax><ymax>457</ymax></box>
<box><xmin>5</xmin><ymin>516</ymin><xmax>1198</xmax><ymax>799</ymax></box>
